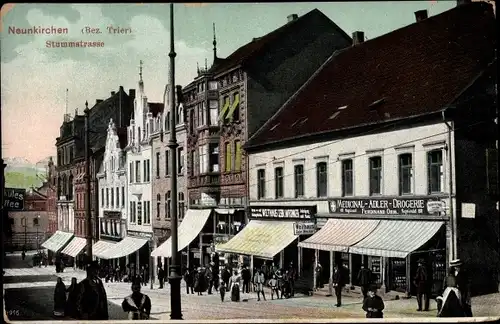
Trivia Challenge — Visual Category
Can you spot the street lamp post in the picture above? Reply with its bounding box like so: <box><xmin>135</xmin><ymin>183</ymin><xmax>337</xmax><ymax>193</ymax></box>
<box><xmin>84</xmin><ymin>104</ymin><xmax>93</xmax><ymax>262</ymax></box>
<box><xmin>168</xmin><ymin>2</ymin><xmax>183</xmax><ymax>320</ymax></box>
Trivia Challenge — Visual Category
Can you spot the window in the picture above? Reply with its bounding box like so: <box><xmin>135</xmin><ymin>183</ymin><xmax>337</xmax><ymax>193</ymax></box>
<box><xmin>129</xmin><ymin>162</ymin><xmax>134</xmax><ymax>183</ymax></box>
<box><xmin>137</xmin><ymin>201</ymin><xmax>142</xmax><ymax>225</ymax></box>
<box><xmin>369</xmin><ymin>156</ymin><xmax>382</xmax><ymax>195</ymax></box>
<box><xmin>189</xmin><ymin>110</ymin><xmax>194</xmax><ymax>134</ymax></box>
<box><xmin>199</xmin><ymin>145</ymin><xmax>208</xmax><ymax>174</ymax></box>
<box><xmin>121</xmin><ymin>187</ymin><xmax>125</xmax><ymax>207</ymax></box>
<box><xmin>101</xmin><ymin>188</ymin><xmax>104</xmax><ymax>207</ymax></box>
<box><xmin>166</xmin><ymin>191</ymin><xmax>171</xmax><ymax>219</ymax></box>
<box><xmin>146</xmin><ymin>159</ymin><xmax>151</xmax><ymax>182</ymax></box>
<box><xmin>342</xmin><ymin>159</ymin><xmax>353</xmax><ymax>196</ymax></box>
<box><xmin>225</xmin><ymin>142</ymin><xmax>232</xmax><ymax>172</ymax></box>
<box><xmin>317</xmin><ymin>162</ymin><xmax>328</xmax><ymax>197</ymax></box>
<box><xmin>165</xmin><ymin>112</ymin><xmax>170</xmax><ymax>131</ymax></box>
<box><xmin>234</xmin><ymin>140</ymin><xmax>242</xmax><ymax>171</ymax></box>
<box><xmin>219</xmin><ymin>96</ymin><xmax>230</xmax><ymax>121</ymax></box>
<box><xmin>294</xmin><ymin>165</ymin><xmax>304</xmax><ymax>198</ymax></box>
<box><xmin>116</xmin><ymin>187</ymin><xmax>119</xmax><ymax>207</ymax></box>
<box><xmin>201</xmin><ymin>101</ymin><xmax>207</xmax><ymax>126</ymax></box>
<box><xmin>428</xmin><ymin>150</ymin><xmax>443</xmax><ymax>193</ymax></box>
<box><xmin>138</xmin><ymin>127</ymin><xmax>141</xmax><ymax>141</ymax></box>
<box><xmin>143</xmin><ymin>160</ymin><xmax>147</xmax><ymax>182</ymax></box>
<box><xmin>135</xmin><ymin>161</ymin><xmax>141</xmax><ymax>182</ymax></box>
<box><xmin>144</xmin><ymin>201</ymin><xmax>150</xmax><ymax>224</ymax></box>
<box><xmin>129</xmin><ymin>201</ymin><xmax>134</xmax><ymax>222</ymax></box>
<box><xmin>399</xmin><ymin>154</ymin><xmax>413</xmax><ymax>195</ymax></box>
<box><xmin>178</xmin><ymin>147</ymin><xmax>184</xmax><ymax>174</ymax></box>
<box><xmin>208</xmin><ymin>81</ymin><xmax>218</xmax><ymax>90</ymax></box>
<box><xmin>189</xmin><ymin>151</ymin><xmax>194</xmax><ymax>176</ymax></box>
<box><xmin>33</xmin><ymin>218</ymin><xmax>39</xmax><ymax>226</ymax></box>
<box><xmin>156</xmin><ymin>194</ymin><xmax>161</xmax><ymax>219</ymax></box>
<box><xmin>110</xmin><ymin>187</ymin><xmax>114</xmax><ymax>208</ymax></box>
<box><xmin>156</xmin><ymin>152</ymin><xmax>160</xmax><ymax>177</ymax></box>
<box><xmin>229</xmin><ymin>92</ymin><xmax>240</xmax><ymax>122</ymax></box>
<box><xmin>165</xmin><ymin>150</ymin><xmax>170</xmax><ymax>176</ymax></box>
<box><xmin>209</xmin><ymin>144</ymin><xmax>219</xmax><ymax>172</ymax></box>
<box><xmin>209</xmin><ymin>100</ymin><xmax>218</xmax><ymax>126</ymax></box>
<box><xmin>274</xmin><ymin>167</ymin><xmax>284</xmax><ymax>198</ymax></box>
<box><xmin>257</xmin><ymin>169</ymin><xmax>266</xmax><ymax>199</ymax></box>
<box><xmin>106</xmin><ymin>188</ymin><xmax>109</xmax><ymax>206</ymax></box>
<box><xmin>178</xmin><ymin>192</ymin><xmax>185</xmax><ymax>219</ymax></box>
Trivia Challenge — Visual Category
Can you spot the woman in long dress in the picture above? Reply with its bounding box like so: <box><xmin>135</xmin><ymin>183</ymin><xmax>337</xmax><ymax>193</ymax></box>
<box><xmin>53</xmin><ymin>277</ymin><xmax>67</xmax><ymax>317</ymax></box>
<box><xmin>229</xmin><ymin>271</ymin><xmax>241</xmax><ymax>302</ymax></box>
<box><xmin>65</xmin><ymin>277</ymin><xmax>79</xmax><ymax>319</ymax></box>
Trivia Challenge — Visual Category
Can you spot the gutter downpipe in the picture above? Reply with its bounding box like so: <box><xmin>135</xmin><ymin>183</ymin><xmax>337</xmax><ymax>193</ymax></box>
<box><xmin>442</xmin><ymin>110</ymin><xmax>457</xmax><ymax>267</ymax></box>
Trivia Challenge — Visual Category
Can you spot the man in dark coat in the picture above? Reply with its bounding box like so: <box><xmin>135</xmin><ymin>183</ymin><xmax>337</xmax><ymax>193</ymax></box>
<box><xmin>288</xmin><ymin>262</ymin><xmax>297</xmax><ymax>297</ymax></box>
<box><xmin>222</xmin><ymin>266</ymin><xmax>231</xmax><ymax>287</ymax></box>
<box><xmin>357</xmin><ymin>263</ymin><xmax>373</xmax><ymax>299</ymax></box>
<box><xmin>158</xmin><ymin>265</ymin><xmax>165</xmax><ymax>289</ymax></box>
<box><xmin>362</xmin><ymin>285</ymin><xmax>385</xmax><ymax>318</ymax></box>
<box><xmin>414</xmin><ymin>259</ymin><xmax>430</xmax><ymax>312</ymax></box>
<box><xmin>184</xmin><ymin>268</ymin><xmax>194</xmax><ymax>294</ymax></box>
<box><xmin>205</xmin><ymin>265</ymin><xmax>214</xmax><ymax>294</ymax></box>
<box><xmin>333</xmin><ymin>263</ymin><xmax>348</xmax><ymax>307</ymax></box>
<box><xmin>76</xmin><ymin>261</ymin><xmax>109</xmax><ymax>320</ymax></box>
<box><xmin>242</xmin><ymin>266</ymin><xmax>251</xmax><ymax>293</ymax></box>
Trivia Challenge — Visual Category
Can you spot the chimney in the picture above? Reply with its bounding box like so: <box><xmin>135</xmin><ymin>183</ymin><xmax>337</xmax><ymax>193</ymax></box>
<box><xmin>111</xmin><ymin>91</ymin><xmax>116</xmax><ymax>96</ymax></box>
<box><xmin>352</xmin><ymin>31</ymin><xmax>365</xmax><ymax>45</ymax></box>
<box><xmin>457</xmin><ymin>0</ymin><xmax>471</xmax><ymax>6</ymax></box>
<box><xmin>129</xmin><ymin>89</ymin><xmax>136</xmax><ymax>98</ymax></box>
<box><xmin>287</xmin><ymin>14</ymin><xmax>298</xmax><ymax>23</ymax></box>
<box><xmin>414</xmin><ymin>10</ymin><xmax>428</xmax><ymax>22</ymax></box>
<box><xmin>96</xmin><ymin>99</ymin><xmax>103</xmax><ymax>104</ymax></box>
<box><xmin>119</xmin><ymin>86</ymin><xmax>124</xmax><ymax>92</ymax></box>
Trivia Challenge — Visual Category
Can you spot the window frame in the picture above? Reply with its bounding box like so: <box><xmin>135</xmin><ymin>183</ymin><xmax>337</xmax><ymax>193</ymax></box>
<box><xmin>274</xmin><ymin>166</ymin><xmax>284</xmax><ymax>199</ymax></box>
<box><xmin>316</xmin><ymin>162</ymin><xmax>328</xmax><ymax>197</ymax></box>
<box><xmin>257</xmin><ymin>169</ymin><xmax>266</xmax><ymax>199</ymax></box>
<box><xmin>427</xmin><ymin>149</ymin><xmax>444</xmax><ymax>194</ymax></box>
<box><xmin>294</xmin><ymin>164</ymin><xmax>305</xmax><ymax>198</ymax></box>
<box><xmin>398</xmin><ymin>153</ymin><xmax>413</xmax><ymax>195</ymax></box>
<box><xmin>369</xmin><ymin>156</ymin><xmax>383</xmax><ymax>196</ymax></box>
<box><xmin>341</xmin><ymin>159</ymin><xmax>354</xmax><ymax>197</ymax></box>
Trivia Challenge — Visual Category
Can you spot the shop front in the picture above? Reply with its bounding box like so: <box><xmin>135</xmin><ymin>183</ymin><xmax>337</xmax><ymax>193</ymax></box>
<box><xmin>215</xmin><ymin>205</ymin><xmax>317</xmax><ymax>275</ymax></box>
<box><xmin>60</xmin><ymin>236</ymin><xmax>87</xmax><ymax>268</ymax></box>
<box><xmin>300</xmin><ymin>197</ymin><xmax>447</xmax><ymax>296</ymax></box>
<box><xmin>93</xmin><ymin>211</ymin><xmax>128</xmax><ymax>270</ymax></box>
<box><xmin>41</xmin><ymin>230</ymin><xmax>74</xmax><ymax>265</ymax></box>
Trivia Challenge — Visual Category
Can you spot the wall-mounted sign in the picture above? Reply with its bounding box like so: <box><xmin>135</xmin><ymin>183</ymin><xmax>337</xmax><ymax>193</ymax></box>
<box><xmin>127</xmin><ymin>230</ymin><xmax>152</xmax><ymax>239</ymax></box>
<box><xmin>294</xmin><ymin>222</ymin><xmax>316</xmax><ymax>235</ymax></box>
<box><xmin>328</xmin><ymin>197</ymin><xmax>443</xmax><ymax>216</ymax></box>
<box><xmin>4</xmin><ymin>188</ymin><xmax>25</xmax><ymax>211</ymax></box>
<box><xmin>250</xmin><ymin>206</ymin><xmax>316</xmax><ymax>220</ymax></box>
<box><xmin>461</xmin><ymin>203</ymin><xmax>476</xmax><ymax>219</ymax></box>
<box><xmin>103</xmin><ymin>211</ymin><xmax>121</xmax><ymax>219</ymax></box>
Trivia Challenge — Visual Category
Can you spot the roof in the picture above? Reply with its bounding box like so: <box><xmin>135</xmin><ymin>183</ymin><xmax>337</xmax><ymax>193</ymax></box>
<box><xmin>149</xmin><ymin>102</ymin><xmax>164</xmax><ymax>117</ymax></box>
<box><xmin>211</xmin><ymin>9</ymin><xmax>350</xmax><ymax>75</ymax></box>
<box><xmin>246</xmin><ymin>2</ymin><xmax>496</xmax><ymax>149</ymax></box>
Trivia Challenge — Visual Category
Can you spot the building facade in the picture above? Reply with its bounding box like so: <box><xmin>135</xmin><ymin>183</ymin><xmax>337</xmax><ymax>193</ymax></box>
<box><xmin>239</xmin><ymin>3</ymin><xmax>497</xmax><ymax>296</ymax></box>
<box><xmin>45</xmin><ymin>158</ymin><xmax>58</xmax><ymax>236</ymax></box>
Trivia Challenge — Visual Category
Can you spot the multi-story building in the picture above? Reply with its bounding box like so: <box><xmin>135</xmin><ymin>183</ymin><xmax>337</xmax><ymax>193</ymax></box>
<box><xmin>151</xmin><ymin>83</ymin><xmax>187</xmax><ymax>270</ymax></box>
<box><xmin>94</xmin><ymin>119</ymin><xmax>128</xmax><ymax>268</ymax></box>
<box><xmin>231</xmin><ymin>3</ymin><xmax>498</xmax><ymax>296</ymax></box>
<box><xmin>45</xmin><ymin>157</ymin><xmax>58</xmax><ymax>236</ymax></box>
<box><xmin>182</xmin><ymin>10</ymin><xmax>352</xmax><ymax>264</ymax></box>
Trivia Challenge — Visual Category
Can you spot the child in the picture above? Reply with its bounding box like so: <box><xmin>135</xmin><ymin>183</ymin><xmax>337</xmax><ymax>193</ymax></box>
<box><xmin>269</xmin><ymin>275</ymin><xmax>279</xmax><ymax>300</ymax></box>
<box><xmin>219</xmin><ymin>279</ymin><xmax>226</xmax><ymax>302</ymax></box>
<box><xmin>362</xmin><ymin>285</ymin><xmax>385</xmax><ymax>318</ymax></box>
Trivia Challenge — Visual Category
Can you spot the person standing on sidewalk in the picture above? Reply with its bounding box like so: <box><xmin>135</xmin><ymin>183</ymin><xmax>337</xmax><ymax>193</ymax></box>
<box><xmin>413</xmin><ymin>258</ymin><xmax>430</xmax><ymax>312</ymax></box>
<box><xmin>53</xmin><ymin>277</ymin><xmax>67</xmax><ymax>317</ymax></box>
<box><xmin>76</xmin><ymin>261</ymin><xmax>109</xmax><ymax>320</ymax></box>
<box><xmin>254</xmin><ymin>269</ymin><xmax>266</xmax><ymax>301</ymax></box>
<box><xmin>242</xmin><ymin>266</ymin><xmax>251</xmax><ymax>293</ymax></box>
<box><xmin>450</xmin><ymin>259</ymin><xmax>473</xmax><ymax>317</ymax></box>
<box><xmin>219</xmin><ymin>279</ymin><xmax>226</xmax><ymax>302</ymax></box>
<box><xmin>157</xmin><ymin>265</ymin><xmax>165</xmax><ymax>289</ymax></box>
<box><xmin>362</xmin><ymin>285</ymin><xmax>384</xmax><ymax>318</ymax></box>
<box><xmin>315</xmin><ymin>262</ymin><xmax>323</xmax><ymax>290</ymax></box>
<box><xmin>357</xmin><ymin>263</ymin><xmax>373</xmax><ymax>299</ymax></box>
<box><xmin>122</xmin><ymin>278</ymin><xmax>151</xmax><ymax>320</ymax></box>
<box><xmin>333</xmin><ymin>263</ymin><xmax>348</xmax><ymax>307</ymax></box>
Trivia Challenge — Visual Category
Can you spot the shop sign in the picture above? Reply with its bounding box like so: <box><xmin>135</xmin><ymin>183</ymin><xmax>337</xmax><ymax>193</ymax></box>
<box><xmin>127</xmin><ymin>230</ymin><xmax>152</xmax><ymax>239</ymax></box>
<box><xmin>328</xmin><ymin>197</ymin><xmax>441</xmax><ymax>216</ymax></box>
<box><xmin>250</xmin><ymin>206</ymin><xmax>316</xmax><ymax>220</ymax></box>
<box><xmin>4</xmin><ymin>188</ymin><xmax>25</xmax><ymax>211</ymax></box>
<box><xmin>294</xmin><ymin>222</ymin><xmax>316</xmax><ymax>235</ymax></box>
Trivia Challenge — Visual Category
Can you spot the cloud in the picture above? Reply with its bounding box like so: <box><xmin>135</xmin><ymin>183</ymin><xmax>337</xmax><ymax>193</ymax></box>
<box><xmin>1</xmin><ymin>4</ymin><xmax>209</xmax><ymax>163</ymax></box>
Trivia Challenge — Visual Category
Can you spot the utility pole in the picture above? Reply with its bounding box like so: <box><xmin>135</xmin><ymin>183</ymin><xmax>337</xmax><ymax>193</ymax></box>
<box><xmin>168</xmin><ymin>2</ymin><xmax>182</xmax><ymax>320</ymax></box>
<box><xmin>84</xmin><ymin>103</ymin><xmax>93</xmax><ymax>261</ymax></box>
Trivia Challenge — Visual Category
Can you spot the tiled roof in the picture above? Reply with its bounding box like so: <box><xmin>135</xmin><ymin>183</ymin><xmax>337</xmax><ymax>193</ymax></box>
<box><xmin>211</xmin><ymin>9</ymin><xmax>350</xmax><ymax>75</ymax></box>
<box><xmin>246</xmin><ymin>2</ymin><xmax>497</xmax><ymax>149</ymax></box>
<box><xmin>149</xmin><ymin>102</ymin><xmax>164</xmax><ymax>117</ymax></box>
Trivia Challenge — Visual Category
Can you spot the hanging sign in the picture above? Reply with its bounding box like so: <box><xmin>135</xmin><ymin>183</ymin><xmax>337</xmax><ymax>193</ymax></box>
<box><xmin>294</xmin><ymin>222</ymin><xmax>316</xmax><ymax>235</ymax></box>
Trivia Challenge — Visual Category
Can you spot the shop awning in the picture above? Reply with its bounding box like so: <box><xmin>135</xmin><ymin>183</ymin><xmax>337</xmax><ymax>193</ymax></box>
<box><xmin>41</xmin><ymin>230</ymin><xmax>74</xmax><ymax>252</ymax></box>
<box><xmin>215</xmin><ymin>208</ymin><xmax>235</xmax><ymax>214</ymax></box>
<box><xmin>349</xmin><ymin>220</ymin><xmax>444</xmax><ymax>258</ymax></box>
<box><xmin>215</xmin><ymin>220</ymin><xmax>298</xmax><ymax>260</ymax></box>
<box><xmin>151</xmin><ymin>209</ymin><xmax>212</xmax><ymax>258</ymax></box>
<box><xmin>298</xmin><ymin>219</ymin><xmax>380</xmax><ymax>252</ymax></box>
<box><xmin>93</xmin><ymin>240</ymin><xmax>117</xmax><ymax>258</ymax></box>
<box><xmin>98</xmin><ymin>236</ymin><xmax>149</xmax><ymax>259</ymax></box>
<box><xmin>61</xmin><ymin>237</ymin><xmax>87</xmax><ymax>257</ymax></box>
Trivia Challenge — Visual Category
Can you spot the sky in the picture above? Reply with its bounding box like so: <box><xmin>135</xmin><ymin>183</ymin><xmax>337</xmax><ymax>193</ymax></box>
<box><xmin>1</xmin><ymin>2</ymin><xmax>456</xmax><ymax>164</ymax></box>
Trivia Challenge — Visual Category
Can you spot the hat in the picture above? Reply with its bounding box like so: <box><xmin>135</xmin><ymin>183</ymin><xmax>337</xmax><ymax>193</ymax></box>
<box><xmin>369</xmin><ymin>284</ymin><xmax>378</xmax><ymax>292</ymax></box>
<box><xmin>450</xmin><ymin>259</ymin><xmax>462</xmax><ymax>267</ymax></box>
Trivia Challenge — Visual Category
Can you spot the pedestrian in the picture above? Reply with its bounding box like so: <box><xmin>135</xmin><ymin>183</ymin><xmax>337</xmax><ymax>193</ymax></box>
<box><xmin>205</xmin><ymin>264</ymin><xmax>214</xmax><ymax>294</ymax></box>
<box><xmin>76</xmin><ymin>260</ymin><xmax>109</xmax><ymax>320</ymax></box>
<box><xmin>254</xmin><ymin>269</ymin><xmax>267</xmax><ymax>301</ymax></box>
<box><xmin>362</xmin><ymin>285</ymin><xmax>385</xmax><ymax>318</ymax></box>
<box><xmin>140</xmin><ymin>266</ymin><xmax>146</xmax><ymax>286</ymax></box>
<box><xmin>450</xmin><ymin>259</ymin><xmax>473</xmax><ymax>317</ymax></box>
<box><xmin>53</xmin><ymin>277</ymin><xmax>67</xmax><ymax>317</ymax></box>
<box><xmin>413</xmin><ymin>258</ymin><xmax>430</xmax><ymax>312</ymax></box>
<box><xmin>184</xmin><ymin>268</ymin><xmax>194</xmax><ymax>294</ymax></box>
<box><xmin>315</xmin><ymin>262</ymin><xmax>323</xmax><ymax>290</ymax></box>
<box><xmin>242</xmin><ymin>266</ymin><xmax>251</xmax><ymax>293</ymax></box>
<box><xmin>229</xmin><ymin>270</ymin><xmax>241</xmax><ymax>302</ymax></box>
<box><xmin>333</xmin><ymin>263</ymin><xmax>347</xmax><ymax>307</ymax></box>
<box><xmin>194</xmin><ymin>267</ymin><xmax>205</xmax><ymax>296</ymax></box>
<box><xmin>222</xmin><ymin>266</ymin><xmax>231</xmax><ymax>287</ymax></box>
<box><xmin>357</xmin><ymin>263</ymin><xmax>373</xmax><ymax>299</ymax></box>
<box><xmin>269</xmin><ymin>274</ymin><xmax>279</xmax><ymax>300</ymax></box>
<box><xmin>219</xmin><ymin>279</ymin><xmax>226</xmax><ymax>302</ymax></box>
<box><xmin>21</xmin><ymin>250</ymin><xmax>26</xmax><ymax>260</ymax></box>
<box><xmin>65</xmin><ymin>277</ymin><xmax>79</xmax><ymax>319</ymax></box>
<box><xmin>276</xmin><ymin>270</ymin><xmax>284</xmax><ymax>299</ymax></box>
<box><xmin>122</xmin><ymin>278</ymin><xmax>152</xmax><ymax>320</ymax></box>
<box><xmin>158</xmin><ymin>265</ymin><xmax>165</xmax><ymax>289</ymax></box>
<box><xmin>288</xmin><ymin>262</ymin><xmax>297</xmax><ymax>297</ymax></box>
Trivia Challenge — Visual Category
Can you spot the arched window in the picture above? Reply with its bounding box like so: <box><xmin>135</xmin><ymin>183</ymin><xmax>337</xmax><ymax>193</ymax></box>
<box><xmin>156</xmin><ymin>194</ymin><xmax>161</xmax><ymax>219</ymax></box>
<box><xmin>178</xmin><ymin>105</ymin><xmax>184</xmax><ymax>124</ymax></box>
<box><xmin>178</xmin><ymin>192</ymin><xmax>185</xmax><ymax>219</ymax></box>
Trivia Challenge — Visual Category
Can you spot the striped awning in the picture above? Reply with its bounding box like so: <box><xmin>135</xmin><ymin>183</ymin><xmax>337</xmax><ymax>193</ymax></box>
<box><xmin>215</xmin><ymin>220</ymin><xmax>297</xmax><ymax>260</ymax></box>
<box><xmin>349</xmin><ymin>220</ymin><xmax>445</xmax><ymax>258</ymax></box>
<box><xmin>41</xmin><ymin>230</ymin><xmax>74</xmax><ymax>252</ymax></box>
<box><xmin>298</xmin><ymin>219</ymin><xmax>380</xmax><ymax>252</ymax></box>
<box><xmin>61</xmin><ymin>237</ymin><xmax>87</xmax><ymax>257</ymax></box>
<box><xmin>98</xmin><ymin>236</ymin><xmax>148</xmax><ymax>259</ymax></box>
<box><xmin>92</xmin><ymin>240</ymin><xmax>117</xmax><ymax>258</ymax></box>
<box><xmin>151</xmin><ymin>209</ymin><xmax>212</xmax><ymax>258</ymax></box>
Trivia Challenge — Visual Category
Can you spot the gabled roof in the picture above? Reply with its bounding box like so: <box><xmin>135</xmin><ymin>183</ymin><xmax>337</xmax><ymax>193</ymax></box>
<box><xmin>211</xmin><ymin>8</ymin><xmax>351</xmax><ymax>75</ymax></box>
<box><xmin>246</xmin><ymin>2</ymin><xmax>497</xmax><ymax>149</ymax></box>
<box><xmin>149</xmin><ymin>102</ymin><xmax>164</xmax><ymax>117</ymax></box>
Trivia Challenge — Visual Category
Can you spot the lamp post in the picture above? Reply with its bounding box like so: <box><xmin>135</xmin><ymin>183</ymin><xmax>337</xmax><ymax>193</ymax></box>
<box><xmin>168</xmin><ymin>2</ymin><xmax>182</xmax><ymax>320</ymax></box>
<box><xmin>84</xmin><ymin>104</ymin><xmax>93</xmax><ymax>261</ymax></box>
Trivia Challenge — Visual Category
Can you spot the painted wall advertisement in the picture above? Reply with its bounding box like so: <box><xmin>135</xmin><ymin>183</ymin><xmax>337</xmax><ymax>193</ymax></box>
<box><xmin>4</xmin><ymin>188</ymin><xmax>26</xmax><ymax>211</ymax></box>
<box><xmin>328</xmin><ymin>197</ymin><xmax>445</xmax><ymax>216</ymax></box>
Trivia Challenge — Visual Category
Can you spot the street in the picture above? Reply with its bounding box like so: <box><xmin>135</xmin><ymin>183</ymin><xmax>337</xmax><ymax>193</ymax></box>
<box><xmin>3</xmin><ymin>251</ymin><xmax>500</xmax><ymax>321</ymax></box>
